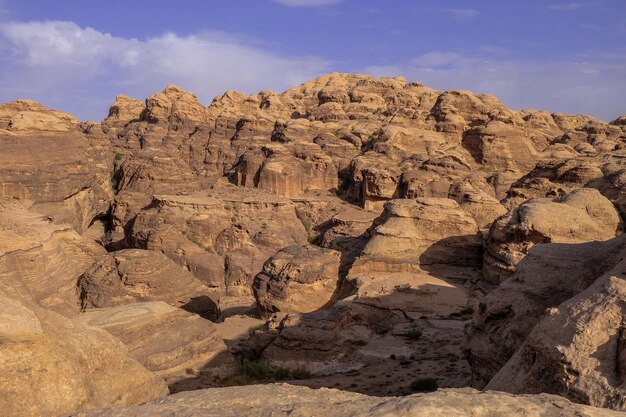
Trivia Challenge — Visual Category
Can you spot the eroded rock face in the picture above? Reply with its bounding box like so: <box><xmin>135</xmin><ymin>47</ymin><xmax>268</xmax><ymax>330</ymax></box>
<box><xmin>487</xmin><ymin>252</ymin><xmax>626</xmax><ymax>410</ymax></box>
<box><xmin>128</xmin><ymin>188</ymin><xmax>307</xmax><ymax>304</ymax></box>
<box><xmin>0</xmin><ymin>286</ymin><xmax>167</xmax><ymax>417</ymax></box>
<box><xmin>484</xmin><ymin>188</ymin><xmax>622</xmax><ymax>284</ymax></box>
<box><xmin>347</xmin><ymin>198</ymin><xmax>481</xmax><ymax>316</ymax></box>
<box><xmin>77</xmin><ymin>302</ymin><xmax>236</xmax><ymax>383</ymax></box>
<box><xmin>0</xmin><ymin>199</ymin><xmax>105</xmax><ymax>316</ymax></box>
<box><xmin>0</xmin><ymin>101</ymin><xmax>112</xmax><ymax>234</ymax></box>
<box><xmin>464</xmin><ymin>236</ymin><xmax>626</xmax><ymax>388</ymax></box>
<box><xmin>72</xmin><ymin>385</ymin><xmax>624</xmax><ymax>417</ymax></box>
<box><xmin>77</xmin><ymin>249</ymin><xmax>218</xmax><ymax>319</ymax></box>
<box><xmin>253</xmin><ymin>245</ymin><xmax>342</xmax><ymax>317</ymax></box>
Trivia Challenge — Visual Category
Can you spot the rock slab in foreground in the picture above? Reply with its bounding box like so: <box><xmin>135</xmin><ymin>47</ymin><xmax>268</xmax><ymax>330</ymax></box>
<box><xmin>70</xmin><ymin>384</ymin><xmax>623</xmax><ymax>417</ymax></box>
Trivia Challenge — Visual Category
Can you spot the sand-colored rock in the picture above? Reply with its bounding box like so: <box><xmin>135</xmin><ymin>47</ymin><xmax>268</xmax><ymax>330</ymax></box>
<box><xmin>0</xmin><ymin>199</ymin><xmax>105</xmax><ymax>316</ymax></box>
<box><xmin>464</xmin><ymin>235</ymin><xmax>626</xmax><ymax>388</ymax></box>
<box><xmin>487</xmin><ymin>252</ymin><xmax>626</xmax><ymax>410</ymax></box>
<box><xmin>484</xmin><ymin>188</ymin><xmax>622</xmax><ymax>284</ymax></box>
<box><xmin>0</xmin><ymin>99</ymin><xmax>77</xmax><ymax>132</ymax></box>
<box><xmin>77</xmin><ymin>249</ymin><xmax>218</xmax><ymax>319</ymax></box>
<box><xmin>128</xmin><ymin>188</ymin><xmax>307</xmax><ymax>302</ymax></box>
<box><xmin>77</xmin><ymin>302</ymin><xmax>236</xmax><ymax>382</ymax></box>
<box><xmin>72</xmin><ymin>384</ymin><xmax>623</xmax><ymax>417</ymax></box>
<box><xmin>0</xmin><ymin>287</ymin><xmax>167</xmax><ymax>417</ymax></box>
<box><xmin>347</xmin><ymin>198</ymin><xmax>481</xmax><ymax>316</ymax></box>
<box><xmin>253</xmin><ymin>245</ymin><xmax>342</xmax><ymax>317</ymax></box>
<box><xmin>0</xmin><ymin>101</ymin><xmax>112</xmax><ymax>233</ymax></box>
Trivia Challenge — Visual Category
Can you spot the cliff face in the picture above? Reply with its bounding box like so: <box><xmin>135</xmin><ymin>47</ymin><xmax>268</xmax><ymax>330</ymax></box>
<box><xmin>2</xmin><ymin>73</ymin><xmax>626</xmax><ymax>416</ymax></box>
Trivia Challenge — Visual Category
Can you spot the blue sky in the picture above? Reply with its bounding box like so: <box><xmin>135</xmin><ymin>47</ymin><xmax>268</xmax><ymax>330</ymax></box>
<box><xmin>0</xmin><ymin>0</ymin><xmax>624</xmax><ymax>121</ymax></box>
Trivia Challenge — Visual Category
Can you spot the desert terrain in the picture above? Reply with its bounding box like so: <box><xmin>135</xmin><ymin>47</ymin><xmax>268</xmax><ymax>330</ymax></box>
<box><xmin>2</xmin><ymin>73</ymin><xmax>626</xmax><ymax>416</ymax></box>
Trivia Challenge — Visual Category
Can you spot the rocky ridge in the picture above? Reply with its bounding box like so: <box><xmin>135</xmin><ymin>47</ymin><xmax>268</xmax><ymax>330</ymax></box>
<box><xmin>1</xmin><ymin>73</ymin><xmax>626</xmax><ymax>415</ymax></box>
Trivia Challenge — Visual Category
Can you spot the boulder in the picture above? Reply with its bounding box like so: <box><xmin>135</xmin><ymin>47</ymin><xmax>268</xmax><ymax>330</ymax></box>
<box><xmin>77</xmin><ymin>249</ymin><xmax>218</xmax><ymax>320</ymax></box>
<box><xmin>484</xmin><ymin>188</ymin><xmax>622</xmax><ymax>284</ymax></box>
<box><xmin>253</xmin><ymin>245</ymin><xmax>342</xmax><ymax>317</ymax></box>
<box><xmin>77</xmin><ymin>302</ymin><xmax>236</xmax><ymax>383</ymax></box>
<box><xmin>0</xmin><ymin>287</ymin><xmax>167</xmax><ymax>417</ymax></box>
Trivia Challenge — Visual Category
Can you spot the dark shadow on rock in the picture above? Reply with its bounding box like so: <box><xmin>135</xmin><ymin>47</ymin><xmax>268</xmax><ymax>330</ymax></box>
<box><xmin>181</xmin><ymin>295</ymin><xmax>220</xmax><ymax>321</ymax></box>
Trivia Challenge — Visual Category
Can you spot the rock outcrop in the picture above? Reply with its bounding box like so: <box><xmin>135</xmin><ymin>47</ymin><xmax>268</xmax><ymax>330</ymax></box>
<box><xmin>253</xmin><ymin>245</ymin><xmax>342</xmax><ymax>317</ymax></box>
<box><xmin>72</xmin><ymin>384</ymin><xmax>624</xmax><ymax>417</ymax></box>
<box><xmin>0</xmin><ymin>101</ymin><xmax>112</xmax><ymax>234</ymax></box>
<box><xmin>484</xmin><ymin>188</ymin><xmax>622</xmax><ymax>284</ymax></box>
<box><xmin>464</xmin><ymin>235</ymin><xmax>626</xmax><ymax>388</ymax></box>
<box><xmin>0</xmin><ymin>286</ymin><xmax>167</xmax><ymax>417</ymax></box>
<box><xmin>347</xmin><ymin>197</ymin><xmax>481</xmax><ymax>316</ymax></box>
<box><xmin>77</xmin><ymin>302</ymin><xmax>236</xmax><ymax>383</ymax></box>
<box><xmin>127</xmin><ymin>188</ymin><xmax>307</xmax><ymax>305</ymax></box>
<box><xmin>0</xmin><ymin>199</ymin><xmax>105</xmax><ymax>316</ymax></box>
<box><xmin>77</xmin><ymin>249</ymin><xmax>218</xmax><ymax>319</ymax></box>
<box><xmin>486</xmin><ymin>252</ymin><xmax>626</xmax><ymax>410</ymax></box>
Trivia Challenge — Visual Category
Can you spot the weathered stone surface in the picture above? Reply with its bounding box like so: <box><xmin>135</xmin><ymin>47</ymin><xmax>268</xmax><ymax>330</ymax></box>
<box><xmin>487</xmin><ymin>252</ymin><xmax>626</xmax><ymax>410</ymax></box>
<box><xmin>72</xmin><ymin>384</ymin><xmax>623</xmax><ymax>417</ymax></box>
<box><xmin>77</xmin><ymin>249</ymin><xmax>218</xmax><ymax>319</ymax></box>
<box><xmin>464</xmin><ymin>235</ymin><xmax>626</xmax><ymax>389</ymax></box>
<box><xmin>0</xmin><ymin>101</ymin><xmax>112</xmax><ymax>233</ymax></box>
<box><xmin>253</xmin><ymin>245</ymin><xmax>342</xmax><ymax>317</ymax></box>
<box><xmin>0</xmin><ymin>286</ymin><xmax>167</xmax><ymax>417</ymax></box>
<box><xmin>77</xmin><ymin>302</ymin><xmax>236</xmax><ymax>382</ymax></box>
<box><xmin>484</xmin><ymin>188</ymin><xmax>622</xmax><ymax>284</ymax></box>
<box><xmin>347</xmin><ymin>198</ymin><xmax>481</xmax><ymax>316</ymax></box>
<box><xmin>0</xmin><ymin>199</ymin><xmax>105</xmax><ymax>316</ymax></box>
<box><xmin>128</xmin><ymin>188</ymin><xmax>307</xmax><ymax>303</ymax></box>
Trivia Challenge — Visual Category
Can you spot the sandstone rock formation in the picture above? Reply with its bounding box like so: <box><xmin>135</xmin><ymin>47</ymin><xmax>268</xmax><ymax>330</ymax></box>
<box><xmin>77</xmin><ymin>302</ymin><xmax>236</xmax><ymax>383</ymax></box>
<box><xmin>253</xmin><ymin>245</ymin><xmax>342</xmax><ymax>317</ymax></box>
<box><xmin>127</xmin><ymin>188</ymin><xmax>307</xmax><ymax>305</ymax></box>
<box><xmin>484</xmin><ymin>188</ymin><xmax>622</xmax><ymax>284</ymax></box>
<box><xmin>465</xmin><ymin>235</ymin><xmax>626</xmax><ymax>388</ymax></box>
<box><xmin>0</xmin><ymin>101</ymin><xmax>112</xmax><ymax>234</ymax></box>
<box><xmin>0</xmin><ymin>286</ymin><xmax>167</xmax><ymax>417</ymax></box>
<box><xmin>72</xmin><ymin>384</ymin><xmax>624</xmax><ymax>417</ymax></box>
<box><xmin>0</xmin><ymin>199</ymin><xmax>105</xmax><ymax>316</ymax></box>
<box><xmin>486</xmin><ymin>251</ymin><xmax>626</xmax><ymax>410</ymax></box>
<box><xmin>347</xmin><ymin>197</ymin><xmax>481</xmax><ymax>316</ymax></box>
<box><xmin>3</xmin><ymin>73</ymin><xmax>626</xmax><ymax>415</ymax></box>
<box><xmin>77</xmin><ymin>249</ymin><xmax>218</xmax><ymax>319</ymax></box>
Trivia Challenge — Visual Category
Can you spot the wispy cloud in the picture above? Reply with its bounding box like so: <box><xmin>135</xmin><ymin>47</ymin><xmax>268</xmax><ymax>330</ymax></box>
<box><xmin>547</xmin><ymin>3</ymin><xmax>583</xmax><ymax>11</ymax></box>
<box><xmin>445</xmin><ymin>8</ymin><xmax>479</xmax><ymax>20</ymax></box>
<box><xmin>364</xmin><ymin>49</ymin><xmax>626</xmax><ymax>121</ymax></box>
<box><xmin>272</xmin><ymin>0</ymin><xmax>343</xmax><ymax>7</ymax></box>
<box><xmin>0</xmin><ymin>21</ymin><xmax>330</xmax><ymax>120</ymax></box>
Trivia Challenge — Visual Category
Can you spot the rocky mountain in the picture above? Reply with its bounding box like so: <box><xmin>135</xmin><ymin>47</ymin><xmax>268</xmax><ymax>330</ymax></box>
<box><xmin>1</xmin><ymin>73</ymin><xmax>626</xmax><ymax>416</ymax></box>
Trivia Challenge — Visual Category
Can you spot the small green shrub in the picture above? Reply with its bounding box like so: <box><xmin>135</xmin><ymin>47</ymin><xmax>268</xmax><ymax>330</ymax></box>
<box><xmin>289</xmin><ymin>367</ymin><xmax>311</xmax><ymax>380</ymax></box>
<box><xmin>273</xmin><ymin>367</ymin><xmax>291</xmax><ymax>380</ymax></box>
<box><xmin>221</xmin><ymin>373</ymin><xmax>252</xmax><ymax>386</ymax></box>
<box><xmin>402</xmin><ymin>328</ymin><xmax>423</xmax><ymax>340</ymax></box>
<box><xmin>114</xmin><ymin>153</ymin><xmax>122</xmax><ymax>161</ymax></box>
<box><xmin>240</xmin><ymin>360</ymin><xmax>273</xmax><ymax>380</ymax></box>
<box><xmin>410</xmin><ymin>378</ymin><xmax>438</xmax><ymax>393</ymax></box>
<box><xmin>221</xmin><ymin>360</ymin><xmax>311</xmax><ymax>386</ymax></box>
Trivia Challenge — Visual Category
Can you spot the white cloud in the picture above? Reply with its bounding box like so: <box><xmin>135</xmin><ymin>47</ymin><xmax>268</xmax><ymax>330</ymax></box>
<box><xmin>445</xmin><ymin>8</ymin><xmax>479</xmax><ymax>19</ymax></box>
<box><xmin>547</xmin><ymin>3</ymin><xmax>583</xmax><ymax>11</ymax></box>
<box><xmin>272</xmin><ymin>0</ymin><xmax>343</xmax><ymax>7</ymax></box>
<box><xmin>364</xmin><ymin>49</ymin><xmax>626</xmax><ymax>121</ymax></box>
<box><xmin>0</xmin><ymin>21</ymin><xmax>330</xmax><ymax>120</ymax></box>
